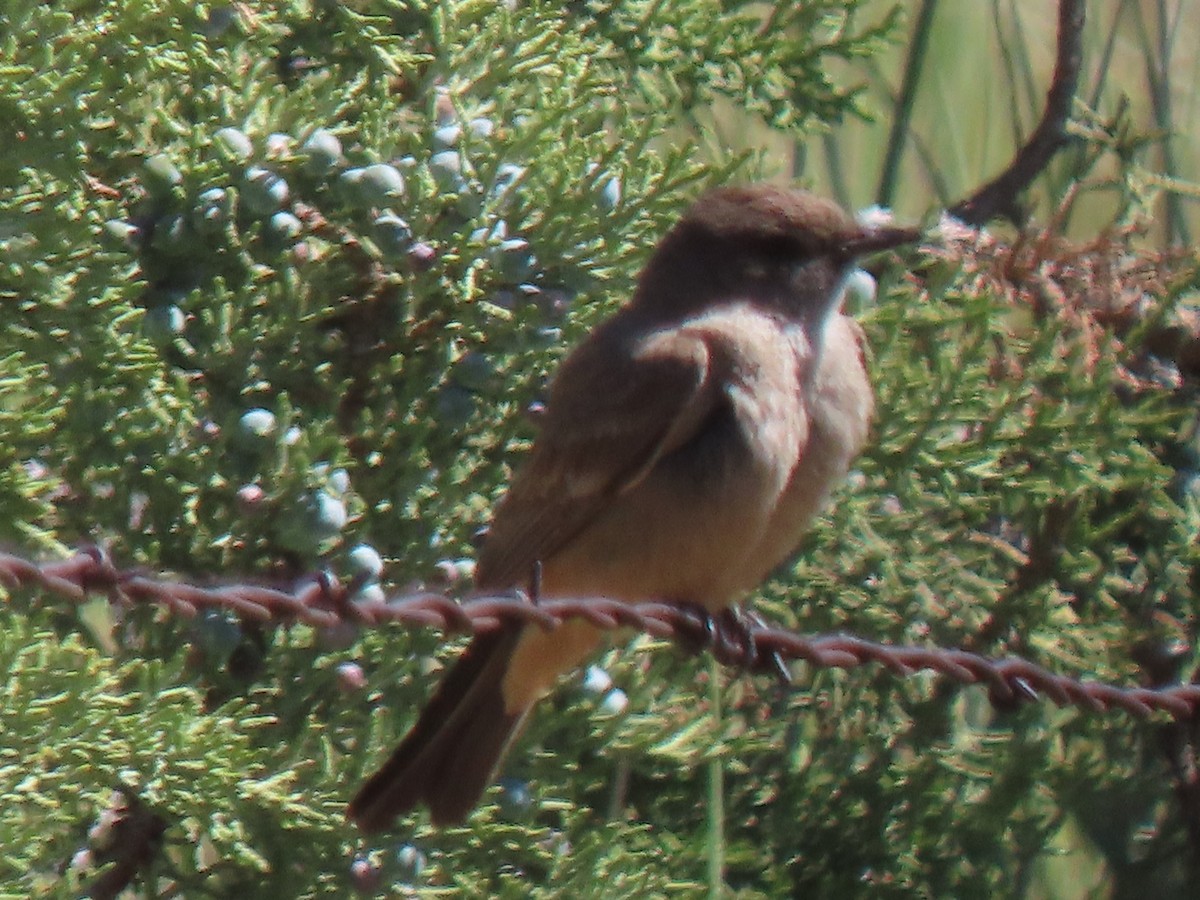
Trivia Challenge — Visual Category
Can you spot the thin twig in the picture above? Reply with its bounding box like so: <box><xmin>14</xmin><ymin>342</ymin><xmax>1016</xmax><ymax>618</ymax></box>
<box><xmin>876</xmin><ymin>0</ymin><xmax>940</xmax><ymax>208</ymax></box>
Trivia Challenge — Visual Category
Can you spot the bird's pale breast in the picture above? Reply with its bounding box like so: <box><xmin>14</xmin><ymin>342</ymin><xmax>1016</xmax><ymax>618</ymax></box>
<box><xmin>500</xmin><ymin>303</ymin><xmax>839</xmax><ymax>710</ymax></box>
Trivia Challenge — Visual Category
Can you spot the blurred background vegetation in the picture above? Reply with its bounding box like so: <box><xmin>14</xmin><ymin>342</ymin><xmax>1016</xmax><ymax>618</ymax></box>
<box><xmin>1</xmin><ymin>1</ymin><xmax>1198</xmax><ymax>897</ymax></box>
<box><xmin>788</xmin><ymin>0</ymin><xmax>1200</xmax><ymax>241</ymax></box>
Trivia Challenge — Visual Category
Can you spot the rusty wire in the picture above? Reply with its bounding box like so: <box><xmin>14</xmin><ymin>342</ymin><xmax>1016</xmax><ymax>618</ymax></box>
<box><xmin>3</xmin><ymin>547</ymin><xmax>1198</xmax><ymax>721</ymax></box>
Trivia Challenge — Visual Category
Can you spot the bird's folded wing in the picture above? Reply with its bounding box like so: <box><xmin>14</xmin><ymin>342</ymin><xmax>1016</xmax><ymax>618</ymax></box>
<box><xmin>475</xmin><ymin>327</ymin><xmax>720</xmax><ymax>590</ymax></box>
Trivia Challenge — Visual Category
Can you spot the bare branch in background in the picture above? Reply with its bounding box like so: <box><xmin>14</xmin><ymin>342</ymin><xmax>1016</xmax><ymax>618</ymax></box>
<box><xmin>949</xmin><ymin>0</ymin><xmax>1086</xmax><ymax>226</ymax></box>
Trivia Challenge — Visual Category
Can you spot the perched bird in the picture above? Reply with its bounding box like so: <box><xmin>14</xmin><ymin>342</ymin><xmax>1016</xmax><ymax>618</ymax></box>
<box><xmin>349</xmin><ymin>184</ymin><xmax>918</xmax><ymax>831</ymax></box>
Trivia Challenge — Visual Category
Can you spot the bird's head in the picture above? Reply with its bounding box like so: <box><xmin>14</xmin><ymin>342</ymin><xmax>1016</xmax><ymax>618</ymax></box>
<box><xmin>634</xmin><ymin>185</ymin><xmax>918</xmax><ymax>321</ymax></box>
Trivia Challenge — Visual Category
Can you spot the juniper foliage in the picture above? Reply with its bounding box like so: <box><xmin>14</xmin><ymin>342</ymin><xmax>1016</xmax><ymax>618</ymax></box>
<box><xmin>1</xmin><ymin>1</ymin><xmax>1197</xmax><ymax>897</ymax></box>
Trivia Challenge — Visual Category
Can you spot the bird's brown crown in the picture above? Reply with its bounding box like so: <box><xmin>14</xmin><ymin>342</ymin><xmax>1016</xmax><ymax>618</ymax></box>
<box><xmin>632</xmin><ymin>185</ymin><xmax>916</xmax><ymax>317</ymax></box>
<box><xmin>677</xmin><ymin>185</ymin><xmax>862</xmax><ymax>256</ymax></box>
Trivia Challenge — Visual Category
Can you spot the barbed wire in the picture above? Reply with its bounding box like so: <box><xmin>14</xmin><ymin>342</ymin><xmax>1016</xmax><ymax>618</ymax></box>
<box><xmin>3</xmin><ymin>547</ymin><xmax>1198</xmax><ymax>721</ymax></box>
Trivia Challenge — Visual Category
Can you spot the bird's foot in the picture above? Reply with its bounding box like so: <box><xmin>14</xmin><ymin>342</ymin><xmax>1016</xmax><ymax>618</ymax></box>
<box><xmin>988</xmin><ymin>675</ymin><xmax>1039</xmax><ymax>713</ymax></box>
<box><xmin>674</xmin><ymin>603</ymin><xmax>791</xmax><ymax>686</ymax></box>
<box><xmin>718</xmin><ymin>607</ymin><xmax>791</xmax><ymax>686</ymax></box>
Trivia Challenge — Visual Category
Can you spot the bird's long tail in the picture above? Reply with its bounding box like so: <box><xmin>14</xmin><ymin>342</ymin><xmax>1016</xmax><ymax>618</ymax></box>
<box><xmin>348</xmin><ymin>628</ymin><xmax>527</xmax><ymax>831</ymax></box>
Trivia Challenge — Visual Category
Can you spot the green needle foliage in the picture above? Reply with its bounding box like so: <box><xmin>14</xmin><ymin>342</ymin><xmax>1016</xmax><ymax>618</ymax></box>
<box><xmin>1</xmin><ymin>1</ymin><xmax>1198</xmax><ymax>897</ymax></box>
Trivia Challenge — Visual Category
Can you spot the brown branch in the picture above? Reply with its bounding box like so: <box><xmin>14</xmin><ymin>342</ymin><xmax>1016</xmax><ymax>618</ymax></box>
<box><xmin>948</xmin><ymin>0</ymin><xmax>1086</xmax><ymax>226</ymax></box>
<box><xmin>4</xmin><ymin>548</ymin><xmax>1200</xmax><ymax>723</ymax></box>
<box><xmin>80</xmin><ymin>786</ymin><xmax>167</xmax><ymax>900</ymax></box>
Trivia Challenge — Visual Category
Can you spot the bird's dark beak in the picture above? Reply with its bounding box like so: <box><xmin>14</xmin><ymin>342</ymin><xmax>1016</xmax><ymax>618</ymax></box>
<box><xmin>839</xmin><ymin>224</ymin><xmax>921</xmax><ymax>259</ymax></box>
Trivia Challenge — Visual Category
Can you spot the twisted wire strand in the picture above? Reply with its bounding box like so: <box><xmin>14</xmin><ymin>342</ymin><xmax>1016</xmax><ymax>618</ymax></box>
<box><xmin>3</xmin><ymin>548</ymin><xmax>1198</xmax><ymax>720</ymax></box>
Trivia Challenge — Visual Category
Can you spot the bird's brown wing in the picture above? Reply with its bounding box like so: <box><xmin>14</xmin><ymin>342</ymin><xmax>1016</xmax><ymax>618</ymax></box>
<box><xmin>350</xmin><ymin>326</ymin><xmax>720</xmax><ymax>832</ymax></box>
<box><xmin>475</xmin><ymin>324</ymin><xmax>721</xmax><ymax>590</ymax></box>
